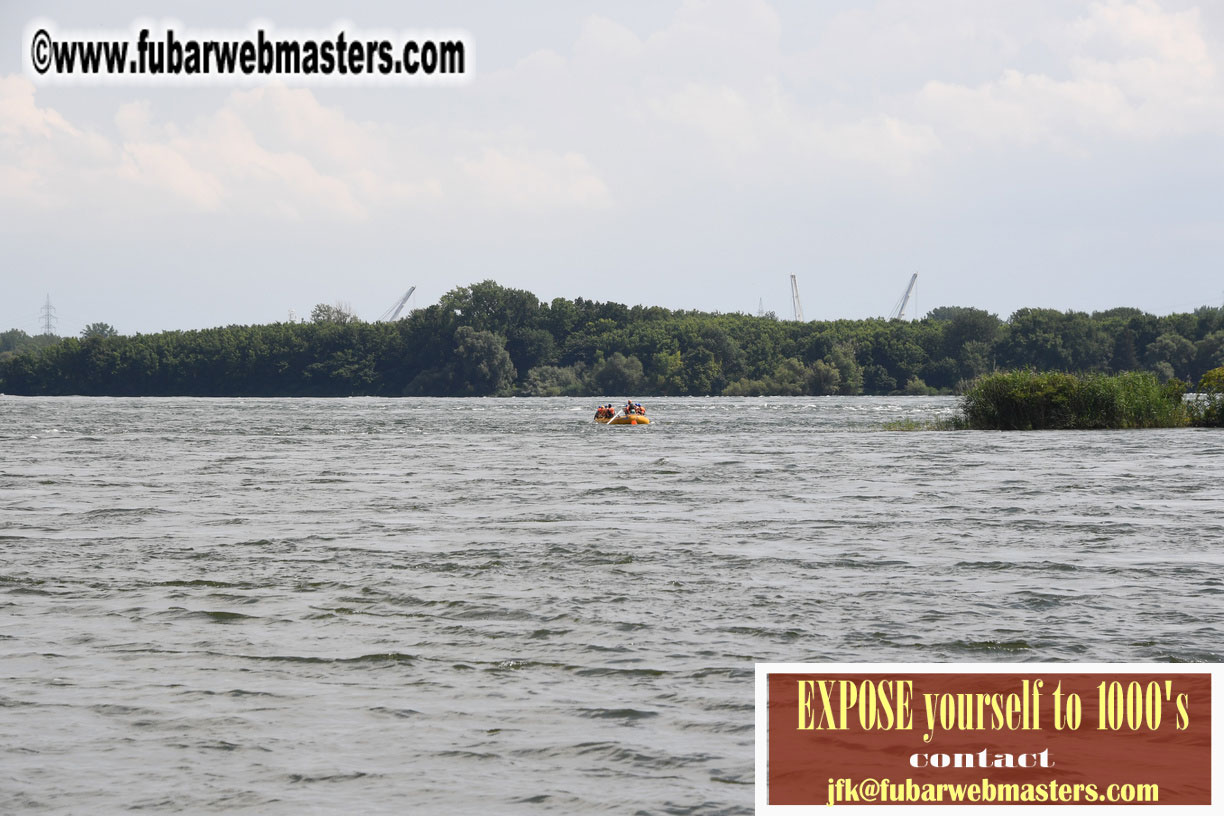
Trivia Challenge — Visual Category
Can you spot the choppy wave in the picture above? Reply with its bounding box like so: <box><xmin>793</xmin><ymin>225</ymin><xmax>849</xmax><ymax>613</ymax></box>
<box><xmin>1</xmin><ymin>395</ymin><xmax>1222</xmax><ymax>813</ymax></box>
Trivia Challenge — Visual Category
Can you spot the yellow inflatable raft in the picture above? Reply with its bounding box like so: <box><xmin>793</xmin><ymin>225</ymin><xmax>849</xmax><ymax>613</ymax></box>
<box><xmin>595</xmin><ymin>414</ymin><xmax>651</xmax><ymax>425</ymax></box>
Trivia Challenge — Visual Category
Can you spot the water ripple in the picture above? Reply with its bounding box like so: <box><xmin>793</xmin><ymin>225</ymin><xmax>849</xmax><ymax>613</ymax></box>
<box><xmin>0</xmin><ymin>395</ymin><xmax>1221</xmax><ymax>813</ymax></box>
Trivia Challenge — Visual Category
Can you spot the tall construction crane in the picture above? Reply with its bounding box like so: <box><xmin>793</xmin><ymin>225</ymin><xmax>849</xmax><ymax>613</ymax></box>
<box><xmin>790</xmin><ymin>274</ymin><xmax>804</xmax><ymax>322</ymax></box>
<box><xmin>378</xmin><ymin>287</ymin><xmax>416</xmax><ymax>321</ymax></box>
<box><xmin>889</xmin><ymin>273</ymin><xmax>918</xmax><ymax>320</ymax></box>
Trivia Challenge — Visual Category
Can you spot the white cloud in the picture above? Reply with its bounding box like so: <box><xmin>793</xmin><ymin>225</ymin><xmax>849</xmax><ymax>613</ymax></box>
<box><xmin>1</xmin><ymin>2</ymin><xmax>1221</xmax><ymax>246</ymax></box>
<box><xmin>552</xmin><ymin>1</ymin><xmax>945</xmax><ymax>180</ymax></box>
<box><xmin>915</xmin><ymin>0</ymin><xmax>1224</xmax><ymax>149</ymax></box>
<box><xmin>0</xmin><ymin>74</ymin><xmax>76</xmax><ymax>138</ymax></box>
<box><xmin>649</xmin><ymin>82</ymin><xmax>760</xmax><ymax>152</ymax></box>
<box><xmin>4</xmin><ymin>1</ymin><xmax>1224</xmax><ymax>332</ymax></box>
<box><xmin>574</xmin><ymin>16</ymin><xmax>644</xmax><ymax>64</ymax></box>
<box><xmin>116</xmin><ymin>140</ymin><xmax>226</xmax><ymax>211</ymax></box>
<box><xmin>645</xmin><ymin>0</ymin><xmax>782</xmax><ymax>82</ymax></box>
<box><xmin>1068</xmin><ymin>0</ymin><xmax>1209</xmax><ymax>64</ymax></box>
<box><xmin>0</xmin><ymin>75</ymin><xmax>610</xmax><ymax>222</ymax></box>
<box><xmin>458</xmin><ymin>147</ymin><xmax>611</xmax><ymax>211</ymax></box>
<box><xmin>0</xmin><ymin>74</ymin><xmax>114</xmax><ymax>207</ymax></box>
<box><xmin>805</xmin><ymin>115</ymin><xmax>940</xmax><ymax>175</ymax></box>
<box><xmin>514</xmin><ymin>48</ymin><xmax>567</xmax><ymax>74</ymax></box>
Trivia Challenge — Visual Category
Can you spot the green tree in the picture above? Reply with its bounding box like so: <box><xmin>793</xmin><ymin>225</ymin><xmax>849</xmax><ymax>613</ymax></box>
<box><xmin>1193</xmin><ymin>331</ymin><xmax>1224</xmax><ymax>381</ymax></box>
<box><xmin>808</xmin><ymin>359</ymin><xmax>841</xmax><ymax>395</ymax></box>
<box><xmin>506</xmin><ymin>327</ymin><xmax>556</xmax><ymax>373</ymax></box>
<box><xmin>1145</xmin><ymin>333</ymin><xmax>1195</xmax><ymax>381</ymax></box>
<box><xmin>311</xmin><ymin>303</ymin><xmax>359</xmax><ymax>324</ymax></box>
<box><xmin>441</xmin><ymin>280</ymin><xmax>541</xmax><ymax>334</ymax></box>
<box><xmin>591</xmin><ymin>352</ymin><xmax>644</xmax><ymax>394</ymax></box>
<box><xmin>929</xmin><ymin>306</ymin><xmax>1001</xmax><ymax>357</ymax></box>
<box><xmin>1000</xmin><ymin>308</ymin><xmax>1072</xmax><ymax>370</ymax></box>
<box><xmin>826</xmin><ymin>344</ymin><xmax>863</xmax><ymax>395</ymax></box>
<box><xmin>7</xmin><ymin>281</ymin><xmax>1224</xmax><ymax>399</ymax></box>
<box><xmin>1111</xmin><ymin>328</ymin><xmax>1139</xmax><ymax>372</ymax></box>
<box><xmin>520</xmin><ymin>364</ymin><xmax>585</xmax><ymax>396</ymax></box>
<box><xmin>81</xmin><ymin>322</ymin><xmax>119</xmax><ymax>339</ymax></box>
<box><xmin>453</xmin><ymin>326</ymin><xmax>516</xmax><ymax>395</ymax></box>
<box><xmin>681</xmin><ymin>347</ymin><xmax>723</xmax><ymax>395</ymax></box>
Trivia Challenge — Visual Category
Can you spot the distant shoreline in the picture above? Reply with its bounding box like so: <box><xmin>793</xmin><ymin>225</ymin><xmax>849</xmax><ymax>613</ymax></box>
<box><xmin>3</xmin><ymin>280</ymin><xmax>1222</xmax><ymax>399</ymax></box>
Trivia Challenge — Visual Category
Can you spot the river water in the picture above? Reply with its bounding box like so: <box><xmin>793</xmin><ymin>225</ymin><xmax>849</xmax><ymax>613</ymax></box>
<box><xmin>2</xmin><ymin>396</ymin><xmax>1222</xmax><ymax>813</ymax></box>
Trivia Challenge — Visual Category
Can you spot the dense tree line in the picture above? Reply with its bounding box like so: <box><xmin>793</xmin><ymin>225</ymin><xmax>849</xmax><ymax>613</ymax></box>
<box><xmin>2</xmin><ymin>281</ymin><xmax>1223</xmax><ymax>397</ymax></box>
<box><xmin>1</xmin><ymin>329</ymin><xmax>62</xmax><ymax>355</ymax></box>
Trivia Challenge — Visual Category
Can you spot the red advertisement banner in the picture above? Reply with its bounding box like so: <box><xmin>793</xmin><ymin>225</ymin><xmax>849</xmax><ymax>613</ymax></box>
<box><xmin>765</xmin><ymin>671</ymin><xmax>1211</xmax><ymax>806</ymax></box>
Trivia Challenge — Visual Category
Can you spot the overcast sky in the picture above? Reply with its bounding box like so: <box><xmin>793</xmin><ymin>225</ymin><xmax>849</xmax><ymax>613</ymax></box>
<box><xmin>3</xmin><ymin>0</ymin><xmax>1223</xmax><ymax>337</ymax></box>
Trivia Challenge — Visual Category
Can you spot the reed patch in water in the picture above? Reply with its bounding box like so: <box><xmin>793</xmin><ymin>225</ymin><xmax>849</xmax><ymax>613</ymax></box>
<box><xmin>1186</xmin><ymin>366</ymin><xmax>1224</xmax><ymax>427</ymax></box>
<box><xmin>959</xmin><ymin>370</ymin><xmax>1189</xmax><ymax>430</ymax></box>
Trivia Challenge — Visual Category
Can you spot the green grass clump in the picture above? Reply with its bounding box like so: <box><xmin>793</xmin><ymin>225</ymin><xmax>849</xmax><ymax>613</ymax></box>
<box><xmin>960</xmin><ymin>370</ymin><xmax>1188</xmax><ymax>430</ymax></box>
<box><xmin>1187</xmin><ymin>366</ymin><xmax>1224</xmax><ymax>427</ymax></box>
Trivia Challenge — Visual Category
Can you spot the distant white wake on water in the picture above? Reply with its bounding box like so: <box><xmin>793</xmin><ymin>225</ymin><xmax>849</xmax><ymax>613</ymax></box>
<box><xmin>2</xmin><ymin>396</ymin><xmax>1222</xmax><ymax>814</ymax></box>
